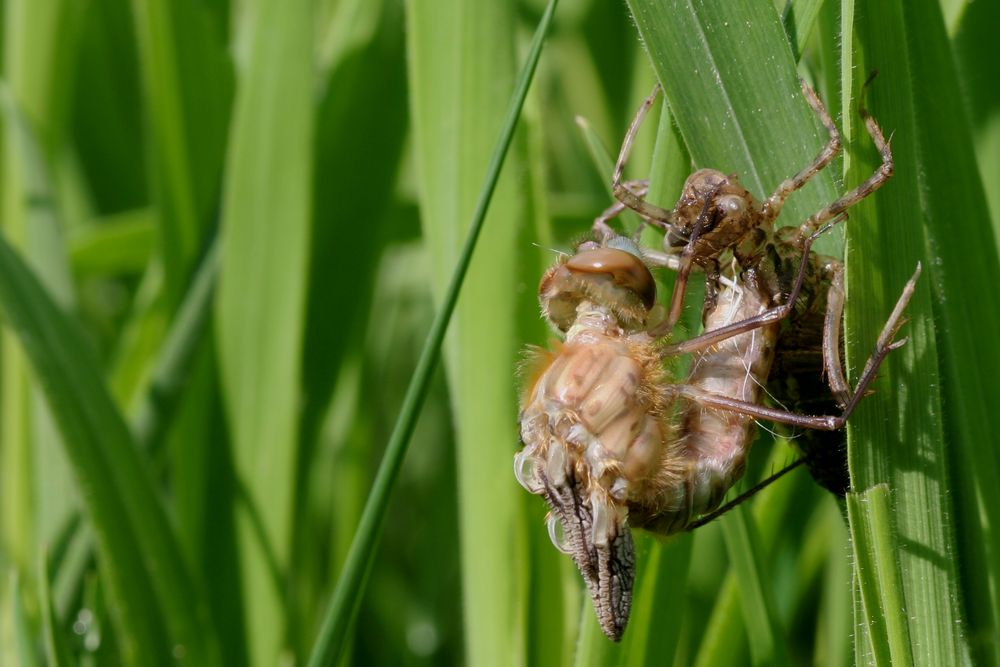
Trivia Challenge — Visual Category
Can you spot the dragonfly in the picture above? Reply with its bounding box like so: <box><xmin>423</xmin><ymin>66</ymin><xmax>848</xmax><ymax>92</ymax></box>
<box><xmin>516</xmin><ymin>75</ymin><xmax>919</xmax><ymax>640</ymax></box>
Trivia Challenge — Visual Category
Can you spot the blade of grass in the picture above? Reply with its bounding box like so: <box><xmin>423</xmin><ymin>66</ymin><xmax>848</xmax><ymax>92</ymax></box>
<box><xmin>846</xmin><ymin>486</ymin><xmax>913</xmax><ymax>667</ymax></box>
<box><xmin>410</xmin><ymin>0</ymin><xmax>558</xmax><ymax>661</ymax></box>
<box><xmin>720</xmin><ymin>508</ymin><xmax>791</xmax><ymax>666</ymax></box>
<box><xmin>129</xmin><ymin>0</ymin><xmax>231</xmax><ymax>302</ymax></box>
<box><xmin>132</xmin><ymin>237</ymin><xmax>218</xmax><ymax>452</ymax></box>
<box><xmin>8</xmin><ymin>572</ymin><xmax>39</xmax><ymax>667</ymax></box>
<box><xmin>780</xmin><ymin>0</ymin><xmax>826</xmax><ymax>58</ymax></box>
<box><xmin>843</xmin><ymin>2</ymin><xmax>987</xmax><ymax>664</ymax></box>
<box><xmin>952</xmin><ymin>0</ymin><xmax>1000</xmax><ymax>247</ymax></box>
<box><xmin>305</xmin><ymin>1</ymin><xmax>557</xmax><ymax>664</ymax></box>
<box><xmin>214</xmin><ymin>0</ymin><xmax>313</xmax><ymax>662</ymax></box>
<box><xmin>0</xmin><ymin>227</ymin><xmax>222</xmax><ymax>664</ymax></box>
<box><xmin>38</xmin><ymin>552</ymin><xmax>73</xmax><ymax>667</ymax></box>
<box><xmin>291</xmin><ymin>1</ymin><xmax>409</xmax><ymax>655</ymax></box>
<box><xmin>816</xmin><ymin>502</ymin><xmax>851</xmax><ymax>667</ymax></box>
<box><xmin>2</xmin><ymin>68</ymin><xmax>221</xmax><ymax>662</ymax></box>
<box><xmin>1</xmin><ymin>0</ymin><xmax>84</xmax><ymax>611</ymax></box>
<box><xmin>692</xmin><ymin>452</ymin><xmax>809</xmax><ymax>667</ymax></box>
<box><xmin>66</xmin><ymin>208</ymin><xmax>157</xmax><ymax>276</ymax></box>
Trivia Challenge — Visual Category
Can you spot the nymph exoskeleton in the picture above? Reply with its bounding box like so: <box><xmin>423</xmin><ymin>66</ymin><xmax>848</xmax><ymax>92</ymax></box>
<box><xmin>605</xmin><ymin>74</ymin><xmax>920</xmax><ymax>495</ymax></box>
<box><xmin>516</xmin><ymin>76</ymin><xmax>919</xmax><ymax>641</ymax></box>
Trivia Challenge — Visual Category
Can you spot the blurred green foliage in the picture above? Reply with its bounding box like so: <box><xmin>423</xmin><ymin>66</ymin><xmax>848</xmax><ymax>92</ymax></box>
<box><xmin>0</xmin><ymin>0</ymin><xmax>997</xmax><ymax>665</ymax></box>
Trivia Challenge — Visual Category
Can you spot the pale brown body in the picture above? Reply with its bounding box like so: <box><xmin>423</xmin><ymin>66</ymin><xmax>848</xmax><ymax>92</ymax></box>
<box><xmin>659</xmin><ymin>285</ymin><xmax>778</xmax><ymax>534</ymax></box>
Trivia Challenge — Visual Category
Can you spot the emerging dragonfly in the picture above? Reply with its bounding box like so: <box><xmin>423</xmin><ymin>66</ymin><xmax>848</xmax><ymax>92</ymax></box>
<box><xmin>516</xmin><ymin>77</ymin><xmax>919</xmax><ymax>640</ymax></box>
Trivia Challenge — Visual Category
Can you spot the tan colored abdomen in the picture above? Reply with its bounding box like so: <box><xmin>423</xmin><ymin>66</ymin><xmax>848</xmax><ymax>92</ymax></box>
<box><xmin>680</xmin><ymin>287</ymin><xmax>777</xmax><ymax>515</ymax></box>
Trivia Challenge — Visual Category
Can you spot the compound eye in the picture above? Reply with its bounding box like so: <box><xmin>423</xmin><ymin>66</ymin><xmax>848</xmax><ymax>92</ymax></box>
<box><xmin>565</xmin><ymin>248</ymin><xmax>656</xmax><ymax>309</ymax></box>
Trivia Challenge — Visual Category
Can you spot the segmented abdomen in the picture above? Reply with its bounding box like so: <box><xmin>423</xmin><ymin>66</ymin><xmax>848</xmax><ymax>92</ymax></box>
<box><xmin>671</xmin><ymin>285</ymin><xmax>778</xmax><ymax>525</ymax></box>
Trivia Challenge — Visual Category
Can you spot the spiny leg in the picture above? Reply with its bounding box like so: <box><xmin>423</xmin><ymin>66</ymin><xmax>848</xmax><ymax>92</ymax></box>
<box><xmin>797</xmin><ymin>71</ymin><xmax>893</xmax><ymax>240</ymax></box>
<box><xmin>666</xmin><ymin>262</ymin><xmax>921</xmax><ymax>431</ymax></box>
<box><xmin>611</xmin><ymin>85</ymin><xmax>680</xmax><ymax>228</ymax></box>
<box><xmin>661</xmin><ymin>216</ymin><xmax>846</xmax><ymax>354</ymax></box>
<box><xmin>593</xmin><ymin>179</ymin><xmax>650</xmax><ymax>241</ymax></box>
<box><xmin>762</xmin><ymin>80</ymin><xmax>842</xmax><ymax>222</ymax></box>
<box><xmin>821</xmin><ymin>262</ymin><xmax>851</xmax><ymax>408</ymax></box>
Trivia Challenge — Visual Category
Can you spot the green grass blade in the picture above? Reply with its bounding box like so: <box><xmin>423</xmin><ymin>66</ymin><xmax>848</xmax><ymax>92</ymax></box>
<box><xmin>846</xmin><ymin>486</ymin><xmax>913</xmax><ymax>667</ymax></box>
<box><xmin>720</xmin><ymin>508</ymin><xmax>791</xmax><ymax>666</ymax></box>
<box><xmin>38</xmin><ymin>552</ymin><xmax>73</xmax><ymax>667</ymax></box>
<box><xmin>1</xmin><ymin>0</ymin><xmax>84</xmax><ymax>614</ymax></box>
<box><xmin>132</xmin><ymin>237</ymin><xmax>217</xmax><ymax>451</ymax></box>
<box><xmin>952</xmin><ymin>0</ymin><xmax>1000</xmax><ymax>247</ymax></box>
<box><xmin>305</xmin><ymin>1</ymin><xmax>558</xmax><ymax>664</ymax></box>
<box><xmin>781</xmin><ymin>0</ymin><xmax>826</xmax><ymax>58</ymax></box>
<box><xmin>843</xmin><ymin>2</ymin><xmax>987</xmax><ymax>664</ymax></box>
<box><xmin>8</xmin><ymin>572</ymin><xmax>39</xmax><ymax>667</ymax></box>
<box><xmin>214</xmin><ymin>0</ymin><xmax>313</xmax><ymax>662</ymax></box>
<box><xmin>575</xmin><ymin>115</ymin><xmax>617</xmax><ymax>197</ymax></box>
<box><xmin>67</xmin><ymin>208</ymin><xmax>156</xmax><ymax>276</ymax></box>
<box><xmin>290</xmin><ymin>3</ymin><xmax>409</xmax><ymax>654</ymax></box>
<box><xmin>692</xmin><ymin>461</ymin><xmax>805</xmax><ymax>667</ymax></box>
<box><xmin>129</xmin><ymin>0</ymin><xmax>231</xmax><ymax>300</ymax></box>
<box><xmin>0</xmin><ymin>230</ymin><xmax>221</xmax><ymax>665</ymax></box>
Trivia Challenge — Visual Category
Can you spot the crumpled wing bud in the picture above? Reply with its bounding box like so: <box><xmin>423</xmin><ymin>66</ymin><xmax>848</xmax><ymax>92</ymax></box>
<box><xmin>540</xmin><ymin>467</ymin><xmax>635</xmax><ymax>641</ymax></box>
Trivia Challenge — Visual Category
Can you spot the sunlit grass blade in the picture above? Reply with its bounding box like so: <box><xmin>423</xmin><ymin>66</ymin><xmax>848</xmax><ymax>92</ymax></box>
<box><xmin>67</xmin><ymin>208</ymin><xmax>156</xmax><ymax>276</ymax></box>
<box><xmin>305</xmin><ymin>1</ymin><xmax>557</xmax><ymax>664</ymax></box>
<box><xmin>692</xmin><ymin>457</ymin><xmax>805</xmax><ymax>667</ymax></box>
<box><xmin>214</xmin><ymin>0</ymin><xmax>313</xmax><ymax>662</ymax></box>
<box><xmin>620</xmin><ymin>537</ymin><xmax>692</xmax><ymax>666</ymax></box>
<box><xmin>843</xmin><ymin>1</ymin><xmax>989</xmax><ymax>664</ymax></box>
<box><xmin>290</xmin><ymin>3</ymin><xmax>410</xmax><ymax>655</ymax></box>
<box><xmin>846</xmin><ymin>486</ymin><xmax>913</xmax><ymax>666</ymax></box>
<box><xmin>129</xmin><ymin>0</ymin><xmax>231</xmax><ymax>301</ymax></box>
<box><xmin>8</xmin><ymin>572</ymin><xmax>38</xmax><ymax>667</ymax></box>
<box><xmin>952</xmin><ymin>0</ymin><xmax>1000</xmax><ymax>247</ymax></box>
<box><xmin>408</xmin><ymin>0</ymin><xmax>532</xmax><ymax>658</ymax></box>
<box><xmin>132</xmin><ymin>238</ymin><xmax>217</xmax><ymax>451</ymax></box>
<box><xmin>38</xmin><ymin>552</ymin><xmax>72</xmax><ymax>667</ymax></box>
<box><xmin>0</xmin><ymin>230</ymin><xmax>221</xmax><ymax>664</ymax></box>
<box><xmin>720</xmin><ymin>508</ymin><xmax>790</xmax><ymax>666</ymax></box>
<box><xmin>781</xmin><ymin>0</ymin><xmax>826</xmax><ymax>58</ymax></box>
<box><xmin>575</xmin><ymin>115</ymin><xmax>617</xmax><ymax>197</ymax></box>
<box><xmin>1</xmin><ymin>0</ymin><xmax>84</xmax><ymax>612</ymax></box>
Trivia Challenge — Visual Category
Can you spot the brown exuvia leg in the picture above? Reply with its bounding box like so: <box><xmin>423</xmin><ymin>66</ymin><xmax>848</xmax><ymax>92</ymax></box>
<box><xmin>796</xmin><ymin>72</ymin><xmax>894</xmax><ymax>241</ymax></box>
<box><xmin>667</xmin><ymin>262</ymin><xmax>921</xmax><ymax>430</ymax></box>
<box><xmin>821</xmin><ymin>263</ymin><xmax>852</xmax><ymax>408</ymax></box>
<box><xmin>592</xmin><ymin>179</ymin><xmax>650</xmax><ymax>241</ymax></box>
<box><xmin>762</xmin><ymin>80</ymin><xmax>843</xmax><ymax>222</ymax></box>
<box><xmin>610</xmin><ymin>85</ymin><xmax>680</xmax><ymax>229</ymax></box>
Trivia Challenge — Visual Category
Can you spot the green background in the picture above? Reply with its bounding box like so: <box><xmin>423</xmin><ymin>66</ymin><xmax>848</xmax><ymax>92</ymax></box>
<box><xmin>0</xmin><ymin>0</ymin><xmax>997</xmax><ymax>665</ymax></box>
